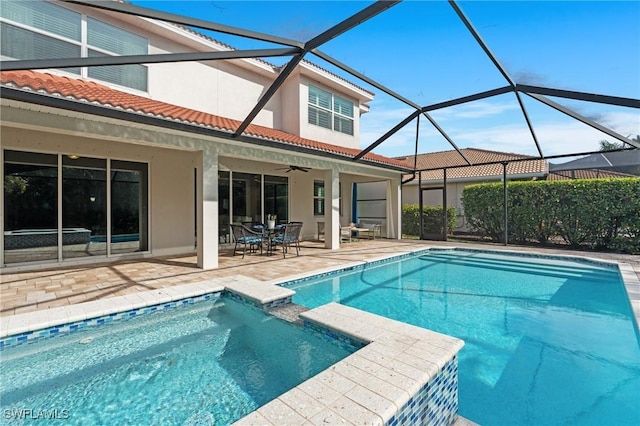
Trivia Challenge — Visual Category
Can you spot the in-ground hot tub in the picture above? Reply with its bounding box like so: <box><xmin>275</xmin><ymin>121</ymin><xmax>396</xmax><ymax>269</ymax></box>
<box><xmin>0</xmin><ymin>295</ymin><xmax>354</xmax><ymax>425</ymax></box>
<box><xmin>4</xmin><ymin>228</ymin><xmax>92</xmax><ymax>249</ymax></box>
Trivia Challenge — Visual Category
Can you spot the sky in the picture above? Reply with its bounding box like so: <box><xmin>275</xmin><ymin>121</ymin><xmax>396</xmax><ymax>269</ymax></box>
<box><xmin>132</xmin><ymin>0</ymin><xmax>640</xmax><ymax>160</ymax></box>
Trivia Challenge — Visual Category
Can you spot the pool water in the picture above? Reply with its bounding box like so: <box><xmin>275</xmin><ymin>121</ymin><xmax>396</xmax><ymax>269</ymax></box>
<box><xmin>0</xmin><ymin>298</ymin><xmax>353</xmax><ymax>425</ymax></box>
<box><xmin>289</xmin><ymin>250</ymin><xmax>640</xmax><ymax>425</ymax></box>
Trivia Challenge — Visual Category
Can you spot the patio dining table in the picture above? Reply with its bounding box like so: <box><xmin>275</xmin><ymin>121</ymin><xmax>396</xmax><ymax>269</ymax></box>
<box><xmin>261</xmin><ymin>225</ymin><xmax>284</xmax><ymax>255</ymax></box>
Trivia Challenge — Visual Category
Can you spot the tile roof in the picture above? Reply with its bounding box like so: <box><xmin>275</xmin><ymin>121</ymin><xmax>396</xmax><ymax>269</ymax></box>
<box><xmin>547</xmin><ymin>169</ymin><xmax>636</xmax><ymax>180</ymax></box>
<box><xmin>396</xmin><ymin>148</ymin><xmax>548</xmax><ymax>182</ymax></box>
<box><xmin>0</xmin><ymin>70</ymin><xmax>407</xmax><ymax>170</ymax></box>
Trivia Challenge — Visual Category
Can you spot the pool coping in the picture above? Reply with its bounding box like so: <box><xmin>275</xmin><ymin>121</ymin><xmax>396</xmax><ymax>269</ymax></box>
<box><xmin>233</xmin><ymin>303</ymin><xmax>464</xmax><ymax>426</ymax></box>
<box><xmin>3</xmin><ymin>246</ymin><xmax>636</xmax><ymax>338</ymax></box>
<box><xmin>272</xmin><ymin>246</ymin><xmax>640</xmax><ymax>333</ymax></box>
<box><xmin>1</xmin><ymin>246</ymin><xmax>637</xmax><ymax>426</ymax></box>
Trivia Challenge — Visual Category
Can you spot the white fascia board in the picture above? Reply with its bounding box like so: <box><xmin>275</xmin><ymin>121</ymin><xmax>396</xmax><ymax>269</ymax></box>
<box><xmin>299</xmin><ymin>61</ymin><xmax>374</xmax><ymax>103</ymax></box>
<box><xmin>1</xmin><ymin>98</ymin><xmax>400</xmax><ymax>178</ymax></box>
<box><xmin>403</xmin><ymin>172</ymin><xmax>546</xmax><ymax>185</ymax></box>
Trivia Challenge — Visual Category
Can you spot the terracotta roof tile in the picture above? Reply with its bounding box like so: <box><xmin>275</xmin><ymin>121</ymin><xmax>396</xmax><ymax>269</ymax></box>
<box><xmin>1</xmin><ymin>70</ymin><xmax>406</xmax><ymax>169</ymax></box>
<box><xmin>548</xmin><ymin>169</ymin><xmax>636</xmax><ymax>180</ymax></box>
<box><xmin>396</xmin><ymin>148</ymin><xmax>548</xmax><ymax>181</ymax></box>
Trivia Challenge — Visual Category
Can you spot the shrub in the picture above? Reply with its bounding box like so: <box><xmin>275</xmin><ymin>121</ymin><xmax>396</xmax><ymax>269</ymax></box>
<box><xmin>402</xmin><ymin>204</ymin><xmax>456</xmax><ymax>237</ymax></box>
<box><xmin>461</xmin><ymin>178</ymin><xmax>640</xmax><ymax>253</ymax></box>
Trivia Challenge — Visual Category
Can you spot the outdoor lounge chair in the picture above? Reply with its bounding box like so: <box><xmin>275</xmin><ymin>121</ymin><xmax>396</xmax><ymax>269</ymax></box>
<box><xmin>230</xmin><ymin>224</ymin><xmax>264</xmax><ymax>258</ymax></box>
<box><xmin>340</xmin><ymin>226</ymin><xmax>352</xmax><ymax>243</ymax></box>
<box><xmin>269</xmin><ymin>222</ymin><xmax>302</xmax><ymax>258</ymax></box>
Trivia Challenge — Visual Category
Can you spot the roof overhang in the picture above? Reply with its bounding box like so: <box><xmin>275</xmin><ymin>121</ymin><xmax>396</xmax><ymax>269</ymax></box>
<box><xmin>403</xmin><ymin>172</ymin><xmax>546</xmax><ymax>185</ymax></box>
<box><xmin>298</xmin><ymin>61</ymin><xmax>375</xmax><ymax>103</ymax></box>
<box><xmin>0</xmin><ymin>86</ymin><xmax>411</xmax><ymax>174</ymax></box>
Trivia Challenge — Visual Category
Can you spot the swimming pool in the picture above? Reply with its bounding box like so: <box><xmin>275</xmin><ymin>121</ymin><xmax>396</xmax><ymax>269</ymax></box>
<box><xmin>0</xmin><ymin>297</ymin><xmax>353</xmax><ymax>425</ymax></box>
<box><xmin>287</xmin><ymin>249</ymin><xmax>640</xmax><ymax>425</ymax></box>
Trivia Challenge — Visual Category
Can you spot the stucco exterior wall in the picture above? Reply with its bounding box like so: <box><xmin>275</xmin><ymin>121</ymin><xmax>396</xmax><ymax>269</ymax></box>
<box><xmin>280</xmin><ymin>74</ymin><xmax>302</xmax><ymax>137</ymax></box>
<box><xmin>146</xmin><ymin>38</ymin><xmax>278</xmax><ymax>128</ymax></box>
<box><xmin>1</xmin><ymin>126</ymin><xmax>198</xmax><ymax>256</ymax></box>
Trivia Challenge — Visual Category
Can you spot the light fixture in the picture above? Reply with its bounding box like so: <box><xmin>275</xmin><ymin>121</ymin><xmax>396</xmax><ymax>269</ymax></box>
<box><xmin>67</xmin><ymin>154</ymin><xmax>80</xmax><ymax>160</ymax></box>
<box><xmin>90</xmin><ymin>195</ymin><xmax>96</xmax><ymax>202</ymax></box>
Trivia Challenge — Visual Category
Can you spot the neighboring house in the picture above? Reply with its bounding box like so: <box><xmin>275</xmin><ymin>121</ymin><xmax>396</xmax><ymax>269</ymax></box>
<box><xmin>397</xmin><ymin>149</ymin><xmax>546</xmax><ymax>231</ymax></box>
<box><xmin>0</xmin><ymin>0</ymin><xmax>407</xmax><ymax>271</ymax></box>
<box><xmin>395</xmin><ymin>148</ymin><xmax>636</xmax><ymax>233</ymax></box>
<box><xmin>547</xmin><ymin>169</ymin><xmax>637</xmax><ymax>180</ymax></box>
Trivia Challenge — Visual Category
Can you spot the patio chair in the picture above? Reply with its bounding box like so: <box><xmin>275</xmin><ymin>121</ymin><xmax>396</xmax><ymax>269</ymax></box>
<box><xmin>340</xmin><ymin>226</ymin><xmax>352</xmax><ymax>243</ymax></box>
<box><xmin>270</xmin><ymin>222</ymin><xmax>302</xmax><ymax>258</ymax></box>
<box><xmin>230</xmin><ymin>224</ymin><xmax>264</xmax><ymax>258</ymax></box>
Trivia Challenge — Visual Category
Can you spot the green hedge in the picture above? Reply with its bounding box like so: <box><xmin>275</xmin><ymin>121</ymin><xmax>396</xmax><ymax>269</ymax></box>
<box><xmin>402</xmin><ymin>204</ymin><xmax>456</xmax><ymax>237</ymax></box>
<box><xmin>461</xmin><ymin>178</ymin><xmax>640</xmax><ymax>253</ymax></box>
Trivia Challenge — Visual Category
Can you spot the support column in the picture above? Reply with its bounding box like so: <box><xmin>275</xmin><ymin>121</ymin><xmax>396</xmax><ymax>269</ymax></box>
<box><xmin>0</xmin><ymin>148</ymin><xmax>3</xmax><ymax>266</ymax></box>
<box><xmin>502</xmin><ymin>161</ymin><xmax>508</xmax><ymax>246</ymax></box>
<box><xmin>443</xmin><ymin>168</ymin><xmax>448</xmax><ymax>241</ymax></box>
<box><xmin>324</xmin><ymin>168</ymin><xmax>340</xmax><ymax>250</ymax></box>
<box><xmin>197</xmin><ymin>148</ymin><xmax>219</xmax><ymax>269</ymax></box>
<box><xmin>387</xmin><ymin>177</ymin><xmax>402</xmax><ymax>239</ymax></box>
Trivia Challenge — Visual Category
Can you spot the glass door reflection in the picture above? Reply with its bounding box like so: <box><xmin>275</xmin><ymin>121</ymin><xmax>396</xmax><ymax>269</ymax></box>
<box><xmin>62</xmin><ymin>156</ymin><xmax>107</xmax><ymax>259</ymax></box>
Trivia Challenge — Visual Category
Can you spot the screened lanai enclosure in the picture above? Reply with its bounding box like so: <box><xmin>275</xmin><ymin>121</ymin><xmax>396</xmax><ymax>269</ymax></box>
<box><xmin>2</xmin><ymin>0</ymin><xmax>639</xmax><ymax>251</ymax></box>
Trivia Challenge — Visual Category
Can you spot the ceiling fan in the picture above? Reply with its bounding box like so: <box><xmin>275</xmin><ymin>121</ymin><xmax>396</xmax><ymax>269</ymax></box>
<box><xmin>275</xmin><ymin>165</ymin><xmax>311</xmax><ymax>173</ymax></box>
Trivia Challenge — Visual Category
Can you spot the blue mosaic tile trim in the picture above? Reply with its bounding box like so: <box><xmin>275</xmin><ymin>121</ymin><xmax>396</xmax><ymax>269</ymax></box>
<box><xmin>280</xmin><ymin>247</ymin><xmax>619</xmax><ymax>292</ymax></box>
<box><xmin>222</xmin><ymin>290</ymin><xmax>292</xmax><ymax>310</ymax></box>
<box><xmin>0</xmin><ymin>291</ymin><xmax>223</xmax><ymax>350</ymax></box>
<box><xmin>302</xmin><ymin>320</ymin><xmax>366</xmax><ymax>352</ymax></box>
<box><xmin>279</xmin><ymin>252</ymin><xmax>419</xmax><ymax>289</ymax></box>
<box><xmin>263</xmin><ymin>296</ymin><xmax>293</xmax><ymax>309</ymax></box>
<box><xmin>388</xmin><ymin>356</ymin><xmax>459</xmax><ymax>426</ymax></box>
<box><xmin>429</xmin><ymin>247</ymin><xmax>618</xmax><ymax>269</ymax></box>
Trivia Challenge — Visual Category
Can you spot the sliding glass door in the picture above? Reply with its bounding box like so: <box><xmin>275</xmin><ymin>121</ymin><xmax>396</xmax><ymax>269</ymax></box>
<box><xmin>3</xmin><ymin>150</ymin><xmax>148</xmax><ymax>265</ymax></box>
<box><xmin>218</xmin><ymin>172</ymin><xmax>289</xmax><ymax>233</ymax></box>
<box><xmin>3</xmin><ymin>151</ymin><xmax>58</xmax><ymax>264</ymax></box>
<box><xmin>62</xmin><ymin>156</ymin><xmax>107</xmax><ymax>259</ymax></box>
<box><xmin>232</xmin><ymin>172</ymin><xmax>262</xmax><ymax>225</ymax></box>
<box><xmin>111</xmin><ymin>160</ymin><xmax>148</xmax><ymax>254</ymax></box>
<box><xmin>264</xmin><ymin>175</ymin><xmax>288</xmax><ymax>224</ymax></box>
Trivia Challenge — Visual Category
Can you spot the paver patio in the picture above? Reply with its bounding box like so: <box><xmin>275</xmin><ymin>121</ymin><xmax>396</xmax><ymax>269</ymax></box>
<box><xmin>1</xmin><ymin>239</ymin><xmax>639</xmax><ymax>317</ymax></box>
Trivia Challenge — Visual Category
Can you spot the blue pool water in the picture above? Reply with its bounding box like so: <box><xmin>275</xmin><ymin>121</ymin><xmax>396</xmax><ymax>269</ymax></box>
<box><xmin>0</xmin><ymin>298</ymin><xmax>353</xmax><ymax>425</ymax></box>
<box><xmin>289</xmin><ymin>249</ymin><xmax>640</xmax><ymax>425</ymax></box>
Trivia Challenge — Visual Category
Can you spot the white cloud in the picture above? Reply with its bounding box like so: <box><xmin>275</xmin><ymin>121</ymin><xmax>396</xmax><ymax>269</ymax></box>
<box><xmin>446</xmin><ymin>110</ymin><xmax>640</xmax><ymax>156</ymax></box>
<box><xmin>359</xmin><ymin>104</ymin><xmax>639</xmax><ymax>158</ymax></box>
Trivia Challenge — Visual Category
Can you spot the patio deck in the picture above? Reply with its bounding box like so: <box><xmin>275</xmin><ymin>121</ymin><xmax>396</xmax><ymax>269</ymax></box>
<box><xmin>1</xmin><ymin>239</ymin><xmax>639</xmax><ymax>317</ymax></box>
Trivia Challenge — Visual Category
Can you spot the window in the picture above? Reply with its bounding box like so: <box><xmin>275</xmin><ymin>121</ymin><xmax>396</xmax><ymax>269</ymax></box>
<box><xmin>308</xmin><ymin>85</ymin><xmax>354</xmax><ymax>135</ymax></box>
<box><xmin>313</xmin><ymin>180</ymin><xmax>342</xmax><ymax>217</ymax></box>
<box><xmin>0</xmin><ymin>0</ymin><xmax>148</xmax><ymax>91</ymax></box>
<box><xmin>313</xmin><ymin>180</ymin><xmax>325</xmax><ymax>216</ymax></box>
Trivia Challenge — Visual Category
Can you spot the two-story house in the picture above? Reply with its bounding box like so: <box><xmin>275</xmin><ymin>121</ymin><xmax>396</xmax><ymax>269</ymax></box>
<box><xmin>0</xmin><ymin>0</ymin><xmax>408</xmax><ymax>271</ymax></box>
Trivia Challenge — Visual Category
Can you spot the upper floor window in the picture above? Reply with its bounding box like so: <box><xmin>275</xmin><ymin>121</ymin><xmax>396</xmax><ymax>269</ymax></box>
<box><xmin>308</xmin><ymin>84</ymin><xmax>354</xmax><ymax>136</ymax></box>
<box><xmin>0</xmin><ymin>0</ymin><xmax>148</xmax><ymax>91</ymax></box>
